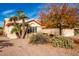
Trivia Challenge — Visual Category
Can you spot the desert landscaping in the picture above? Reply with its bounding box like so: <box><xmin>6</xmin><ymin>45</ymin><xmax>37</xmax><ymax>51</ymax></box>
<box><xmin>0</xmin><ymin>35</ymin><xmax>79</xmax><ymax>56</ymax></box>
<box><xmin>0</xmin><ymin>3</ymin><xmax>79</xmax><ymax>56</ymax></box>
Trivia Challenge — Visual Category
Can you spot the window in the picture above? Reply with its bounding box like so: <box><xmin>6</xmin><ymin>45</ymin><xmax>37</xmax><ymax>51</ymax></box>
<box><xmin>27</xmin><ymin>27</ymin><xmax>37</xmax><ymax>33</ymax></box>
<box><xmin>31</xmin><ymin>27</ymin><xmax>37</xmax><ymax>33</ymax></box>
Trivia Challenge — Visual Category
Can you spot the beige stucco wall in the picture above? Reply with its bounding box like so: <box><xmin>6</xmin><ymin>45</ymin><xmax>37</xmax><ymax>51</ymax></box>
<box><xmin>42</xmin><ymin>28</ymin><xmax>60</xmax><ymax>35</ymax></box>
<box><xmin>37</xmin><ymin>26</ymin><xmax>42</xmax><ymax>32</ymax></box>
<box><xmin>42</xmin><ymin>28</ymin><xmax>74</xmax><ymax>37</ymax></box>
<box><xmin>29</xmin><ymin>21</ymin><xmax>40</xmax><ymax>27</ymax></box>
<box><xmin>4</xmin><ymin>18</ymin><xmax>17</xmax><ymax>39</ymax></box>
<box><xmin>29</xmin><ymin>21</ymin><xmax>42</xmax><ymax>33</ymax></box>
<box><xmin>4</xmin><ymin>26</ymin><xmax>17</xmax><ymax>39</ymax></box>
<box><xmin>62</xmin><ymin>29</ymin><xmax>74</xmax><ymax>37</ymax></box>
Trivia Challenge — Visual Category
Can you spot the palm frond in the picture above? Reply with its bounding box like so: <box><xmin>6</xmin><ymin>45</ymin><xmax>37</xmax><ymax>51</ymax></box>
<box><xmin>11</xmin><ymin>24</ymin><xmax>21</xmax><ymax>34</ymax></box>
<box><xmin>9</xmin><ymin>16</ymin><xmax>18</xmax><ymax>21</ymax></box>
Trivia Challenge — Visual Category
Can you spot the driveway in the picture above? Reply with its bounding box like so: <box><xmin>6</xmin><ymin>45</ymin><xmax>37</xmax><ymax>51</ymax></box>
<box><xmin>0</xmin><ymin>36</ymin><xmax>79</xmax><ymax>56</ymax></box>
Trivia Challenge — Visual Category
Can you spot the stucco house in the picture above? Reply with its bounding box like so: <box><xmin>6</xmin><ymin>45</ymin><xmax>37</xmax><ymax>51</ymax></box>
<box><xmin>4</xmin><ymin>18</ymin><xmax>42</xmax><ymax>39</ymax></box>
<box><xmin>4</xmin><ymin>18</ymin><xmax>79</xmax><ymax>39</ymax></box>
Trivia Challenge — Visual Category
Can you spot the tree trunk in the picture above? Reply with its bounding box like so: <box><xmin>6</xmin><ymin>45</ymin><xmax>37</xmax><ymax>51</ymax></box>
<box><xmin>3</xmin><ymin>20</ymin><xmax>5</xmax><ymax>36</ymax></box>
<box><xmin>14</xmin><ymin>20</ymin><xmax>21</xmax><ymax>38</ymax></box>
<box><xmin>21</xmin><ymin>19</ymin><xmax>26</xmax><ymax>39</ymax></box>
<box><xmin>59</xmin><ymin>23</ymin><xmax>62</xmax><ymax>35</ymax></box>
<box><xmin>16</xmin><ymin>32</ymin><xmax>20</xmax><ymax>38</ymax></box>
<box><xmin>14</xmin><ymin>20</ymin><xmax>16</xmax><ymax>25</ymax></box>
<box><xmin>23</xmin><ymin>28</ymin><xmax>28</xmax><ymax>39</ymax></box>
<box><xmin>18</xmin><ymin>32</ymin><xmax>21</xmax><ymax>38</ymax></box>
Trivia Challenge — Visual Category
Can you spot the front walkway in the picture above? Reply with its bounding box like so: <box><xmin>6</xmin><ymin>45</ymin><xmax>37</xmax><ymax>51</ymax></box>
<box><xmin>0</xmin><ymin>36</ymin><xmax>79</xmax><ymax>56</ymax></box>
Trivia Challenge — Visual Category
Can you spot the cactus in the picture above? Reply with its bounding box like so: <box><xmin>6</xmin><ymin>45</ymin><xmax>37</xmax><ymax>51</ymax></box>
<box><xmin>52</xmin><ymin>36</ymin><xmax>76</xmax><ymax>49</ymax></box>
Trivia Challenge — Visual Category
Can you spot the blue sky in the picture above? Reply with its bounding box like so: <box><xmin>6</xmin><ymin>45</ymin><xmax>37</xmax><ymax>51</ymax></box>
<box><xmin>0</xmin><ymin>3</ymin><xmax>45</xmax><ymax>27</ymax></box>
<box><xmin>0</xmin><ymin>3</ymin><xmax>78</xmax><ymax>27</ymax></box>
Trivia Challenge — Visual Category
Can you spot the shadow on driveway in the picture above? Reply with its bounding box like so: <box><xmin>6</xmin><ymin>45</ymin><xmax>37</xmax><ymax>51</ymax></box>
<box><xmin>0</xmin><ymin>40</ymin><xmax>13</xmax><ymax>52</ymax></box>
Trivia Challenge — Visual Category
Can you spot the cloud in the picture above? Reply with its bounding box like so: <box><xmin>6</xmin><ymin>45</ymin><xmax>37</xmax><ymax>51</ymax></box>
<box><xmin>2</xmin><ymin>9</ymin><xmax>15</xmax><ymax>15</ymax></box>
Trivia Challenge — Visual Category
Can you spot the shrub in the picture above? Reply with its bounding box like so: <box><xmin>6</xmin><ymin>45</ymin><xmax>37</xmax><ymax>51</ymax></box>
<box><xmin>29</xmin><ymin>33</ymin><xmax>48</xmax><ymax>44</ymax></box>
<box><xmin>49</xmin><ymin>34</ymin><xmax>55</xmax><ymax>38</ymax></box>
<box><xmin>0</xmin><ymin>28</ymin><xmax>3</xmax><ymax>36</ymax></box>
<box><xmin>52</xmin><ymin>36</ymin><xmax>76</xmax><ymax>49</ymax></box>
<box><xmin>74</xmin><ymin>38</ymin><xmax>79</xmax><ymax>43</ymax></box>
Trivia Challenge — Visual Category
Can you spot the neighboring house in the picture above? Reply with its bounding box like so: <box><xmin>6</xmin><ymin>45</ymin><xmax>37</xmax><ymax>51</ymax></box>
<box><xmin>4</xmin><ymin>18</ymin><xmax>42</xmax><ymax>39</ymax></box>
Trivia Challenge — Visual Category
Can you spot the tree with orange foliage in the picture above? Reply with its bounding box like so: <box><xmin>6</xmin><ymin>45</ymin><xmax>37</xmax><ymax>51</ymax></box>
<box><xmin>40</xmin><ymin>4</ymin><xmax>78</xmax><ymax>35</ymax></box>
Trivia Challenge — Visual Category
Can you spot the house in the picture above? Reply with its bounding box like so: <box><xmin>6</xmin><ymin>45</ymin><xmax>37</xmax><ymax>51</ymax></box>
<box><xmin>27</xmin><ymin>20</ymin><xmax>42</xmax><ymax>33</ymax></box>
<box><xmin>4</xmin><ymin>18</ymin><xmax>42</xmax><ymax>39</ymax></box>
<box><xmin>4</xmin><ymin>18</ymin><xmax>79</xmax><ymax>39</ymax></box>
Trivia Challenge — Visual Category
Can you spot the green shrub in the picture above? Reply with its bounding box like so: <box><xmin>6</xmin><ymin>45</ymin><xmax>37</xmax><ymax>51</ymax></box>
<box><xmin>52</xmin><ymin>36</ymin><xmax>76</xmax><ymax>49</ymax></box>
<box><xmin>0</xmin><ymin>27</ymin><xmax>3</xmax><ymax>29</ymax></box>
<box><xmin>0</xmin><ymin>29</ymin><xmax>3</xmax><ymax>36</ymax></box>
<box><xmin>29</xmin><ymin>33</ymin><xmax>48</xmax><ymax>44</ymax></box>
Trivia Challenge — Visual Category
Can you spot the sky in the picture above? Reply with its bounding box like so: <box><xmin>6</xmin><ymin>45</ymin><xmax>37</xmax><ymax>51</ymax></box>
<box><xmin>0</xmin><ymin>3</ymin><xmax>78</xmax><ymax>27</ymax></box>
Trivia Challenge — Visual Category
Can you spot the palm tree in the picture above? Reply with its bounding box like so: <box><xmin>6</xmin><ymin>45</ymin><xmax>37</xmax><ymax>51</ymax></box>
<box><xmin>23</xmin><ymin>23</ymin><xmax>31</xmax><ymax>38</ymax></box>
<box><xmin>9</xmin><ymin>16</ymin><xmax>21</xmax><ymax>38</ymax></box>
<box><xmin>9</xmin><ymin>16</ymin><xmax>18</xmax><ymax>25</ymax></box>
<box><xmin>11</xmin><ymin>24</ymin><xmax>21</xmax><ymax>38</ymax></box>
<box><xmin>17</xmin><ymin>10</ymin><xmax>29</xmax><ymax>39</ymax></box>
